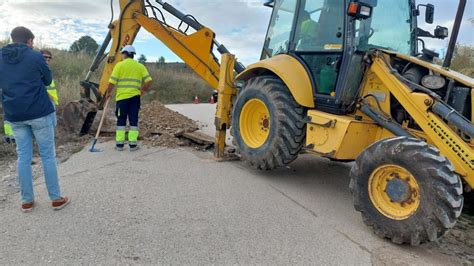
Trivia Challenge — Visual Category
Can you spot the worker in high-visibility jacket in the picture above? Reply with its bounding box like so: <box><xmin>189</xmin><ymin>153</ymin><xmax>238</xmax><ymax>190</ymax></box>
<box><xmin>40</xmin><ymin>50</ymin><xmax>59</xmax><ymax>106</ymax></box>
<box><xmin>107</xmin><ymin>45</ymin><xmax>152</xmax><ymax>151</ymax></box>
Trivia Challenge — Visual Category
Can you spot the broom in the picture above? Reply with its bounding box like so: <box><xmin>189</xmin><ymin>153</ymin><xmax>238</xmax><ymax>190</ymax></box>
<box><xmin>89</xmin><ymin>96</ymin><xmax>111</xmax><ymax>152</ymax></box>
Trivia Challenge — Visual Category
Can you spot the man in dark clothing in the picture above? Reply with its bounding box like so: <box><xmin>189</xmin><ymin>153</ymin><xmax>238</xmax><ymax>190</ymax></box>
<box><xmin>0</xmin><ymin>26</ymin><xmax>69</xmax><ymax>212</ymax></box>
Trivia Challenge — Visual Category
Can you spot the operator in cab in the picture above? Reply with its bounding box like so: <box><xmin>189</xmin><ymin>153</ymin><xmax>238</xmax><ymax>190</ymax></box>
<box><xmin>299</xmin><ymin>11</ymin><xmax>318</xmax><ymax>47</ymax></box>
<box><xmin>106</xmin><ymin>45</ymin><xmax>152</xmax><ymax>151</ymax></box>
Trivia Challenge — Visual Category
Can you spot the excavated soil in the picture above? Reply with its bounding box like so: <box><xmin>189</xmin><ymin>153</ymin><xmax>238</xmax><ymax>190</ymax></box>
<box><xmin>139</xmin><ymin>100</ymin><xmax>199</xmax><ymax>148</ymax></box>
<box><xmin>56</xmin><ymin>99</ymin><xmax>200</xmax><ymax>148</ymax></box>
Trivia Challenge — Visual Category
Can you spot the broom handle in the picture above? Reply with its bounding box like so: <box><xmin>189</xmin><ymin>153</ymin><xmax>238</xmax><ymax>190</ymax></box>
<box><xmin>94</xmin><ymin>97</ymin><xmax>111</xmax><ymax>139</ymax></box>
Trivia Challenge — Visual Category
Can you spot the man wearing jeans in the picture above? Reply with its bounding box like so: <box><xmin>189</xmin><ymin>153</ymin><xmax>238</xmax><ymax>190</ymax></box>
<box><xmin>0</xmin><ymin>26</ymin><xmax>69</xmax><ymax>212</ymax></box>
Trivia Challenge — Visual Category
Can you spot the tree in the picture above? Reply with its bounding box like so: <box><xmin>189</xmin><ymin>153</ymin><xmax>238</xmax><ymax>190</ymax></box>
<box><xmin>69</xmin><ymin>36</ymin><xmax>99</xmax><ymax>55</ymax></box>
<box><xmin>156</xmin><ymin>56</ymin><xmax>166</xmax><ymax>67</ymax></box>
<box><xmin>138</xmin><ymin>54</ymin><xmax>147</xmax><ymax>64</ymax></box>
<box><xmin>158</xmin><ymin>56</ymin><xmax>165</xmax><ymax>64</ymax></box>
<box><xmin>450</xmin><ymin>45</ymin><xmax>474</xmax><ymax>78</ymax></box>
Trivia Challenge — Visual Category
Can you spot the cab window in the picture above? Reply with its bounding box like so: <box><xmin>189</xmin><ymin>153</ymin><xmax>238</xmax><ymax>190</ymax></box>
<box><xmin>294</xmin><ymin>0</ymin><xmax>345</xmax><ymax>52</ymax></box>
<box><xmin>262</xmin><ymin>0</ymin><xmax>298</xmax><ymax>59</ymax></box>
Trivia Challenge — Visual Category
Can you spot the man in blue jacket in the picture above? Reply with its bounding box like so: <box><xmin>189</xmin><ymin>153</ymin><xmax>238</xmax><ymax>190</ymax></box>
<box><xmin>0</xmin><ymin>26</ymin><xmax>69</xmax><ymax>212</ymax></box>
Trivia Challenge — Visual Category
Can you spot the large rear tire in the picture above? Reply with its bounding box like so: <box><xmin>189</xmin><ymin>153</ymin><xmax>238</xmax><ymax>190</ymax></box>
<box><xmin>350</xmin><ymin>137</ymin><xmax>463</xmax><ymax>245</ymax></box>
<box><xmin>231</xmin><ymin>76</ymin><xmax>306</xmax><ymax>170</ymax></box>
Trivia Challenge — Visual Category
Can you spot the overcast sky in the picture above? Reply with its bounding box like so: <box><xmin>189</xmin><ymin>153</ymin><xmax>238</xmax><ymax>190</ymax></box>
<box><xmin>0</xmin><ymin>0</ymin><xmax>472</xmax><ymax>65</ymax></box>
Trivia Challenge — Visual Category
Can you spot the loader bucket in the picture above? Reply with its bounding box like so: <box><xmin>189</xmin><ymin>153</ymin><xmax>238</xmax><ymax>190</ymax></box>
<box><xmin>59</xmin><ymin>100</ymin><xmax>97</xmax><ymax>136</ymax></box>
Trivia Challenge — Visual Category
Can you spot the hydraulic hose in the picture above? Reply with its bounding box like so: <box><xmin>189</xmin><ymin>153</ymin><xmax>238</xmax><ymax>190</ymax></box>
<box><xmin>360</xmin><ymin>103</ymin><xmax>413</xmax><ymax>137</ymax></box>
<box><xmin>160</xmin><ymin>2</ymin><xmax>204</xmax><ymax>31</ymax></box>
<box><xmin>432</xmin><ymin>102</ymin><xmax>474</xmax><ymax>138</ymax></box>
<box><xmin>85</xmin><ymin>31</ymin><xmax>112</xmax><ymax>81</ymax></box>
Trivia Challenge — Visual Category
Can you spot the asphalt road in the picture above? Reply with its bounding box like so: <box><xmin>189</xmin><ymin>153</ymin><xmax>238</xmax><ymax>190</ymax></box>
<box><xmin>0</xmin><ymin>104</ymin><xmax>461</xmax><ymax>264</ymax></box>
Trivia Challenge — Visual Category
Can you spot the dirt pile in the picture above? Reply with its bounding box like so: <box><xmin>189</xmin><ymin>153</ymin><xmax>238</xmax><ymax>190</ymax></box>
<box><xmin>56</xmin><ymin>100</ymin><xmax>200</xmax><ymax>148</ymax></box>
<box><xmin>139</xmin><ymin>100</ymin><xmax>199</xmax><ymax>147</ymax></box>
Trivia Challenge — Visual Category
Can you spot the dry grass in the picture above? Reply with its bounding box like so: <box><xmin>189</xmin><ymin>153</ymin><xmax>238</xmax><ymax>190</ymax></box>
<box><xmin>460</xmin><ymin>68</ymin><xmax>474</xmax><ymax>78</ymax></box>
<box><xmin>49</xmin><ymin>52</ymin><xmax>214</xmax><ymax>105</ymax></box>
<box><xmin>143</xmin><ymin>64</ymin><xmax>213</xmax><ymax>104</ymax></box>
<box><xmin>48</xmin><ymin>50</ymin><xmax>94</xmax><ymax>104</ymax></box>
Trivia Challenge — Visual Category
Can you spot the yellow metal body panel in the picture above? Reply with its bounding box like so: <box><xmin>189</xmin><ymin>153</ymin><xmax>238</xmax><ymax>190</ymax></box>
<box><xmin>236</xmin><ymin>54</ymin><xmax>315</xmax><ymax>108</ymax></box>
<box><xmin>306</xmin><ymin>110</ymin><xmax>382</xmax><ymax>160</ymax></box>
<box><xmin>214</xmin><ymin>54</ymin><xmax>237</xmax><ymax>157</ymax></box>
<box><xmin>365</xmin><ymin>54</ymin><xmax>474</xmax><ymax>187</ymax></box>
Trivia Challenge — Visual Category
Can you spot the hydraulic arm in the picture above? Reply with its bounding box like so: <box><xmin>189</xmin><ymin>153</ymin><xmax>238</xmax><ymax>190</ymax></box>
<box><xmin>80</xmin><ymin>0</ymin><xmax>245</xmax><ymax>157</ymax></box>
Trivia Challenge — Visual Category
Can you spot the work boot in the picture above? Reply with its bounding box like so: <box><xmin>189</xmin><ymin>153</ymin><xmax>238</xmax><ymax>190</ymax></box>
<box><xmin>115</xmin><ymin>143</ymin><xmax>124</xmax><ymax>151</ymax></box>
<box><xmin>129</xmin><ymin>144</ymin><xmax>139</xmax><ymax>152</ymax></box>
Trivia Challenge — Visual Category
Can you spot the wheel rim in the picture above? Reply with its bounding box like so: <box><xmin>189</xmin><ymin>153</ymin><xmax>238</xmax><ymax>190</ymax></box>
<box><xmin>239</xmin><ymin>98</ymin><xmax>271</xmax><ymax>148</ymax></box>
<box><xmin>368</xmin><ymin>164</ymin><xmax>420</xmax><ymax>220</ymax></box>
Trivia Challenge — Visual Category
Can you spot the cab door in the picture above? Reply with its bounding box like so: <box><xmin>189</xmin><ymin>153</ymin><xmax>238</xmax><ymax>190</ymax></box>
<box><xmin>291</xmin><ymin>0</ymin><xmax>346</xmax><ymax>101</ymax></box>
<box><xmin>261</xmin><ymin>0</ymin><xmax>299</xmax><ymax>59</ymax></box>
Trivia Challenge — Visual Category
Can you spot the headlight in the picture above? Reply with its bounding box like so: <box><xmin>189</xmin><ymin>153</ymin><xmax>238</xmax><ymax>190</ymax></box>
<box><xmin>421</xmin><ymin>75</ymin><xmax>446</xmax><ymax>90</ymax></box>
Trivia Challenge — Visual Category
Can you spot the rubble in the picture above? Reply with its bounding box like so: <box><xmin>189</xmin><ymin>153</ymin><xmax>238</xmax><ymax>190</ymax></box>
<box><xmin>56</xmin><ymin>100</ymin><xmax>202</xmax><ymax>149</ymax></box>
<box><xmin>139</xmin><ymin>100</ymin><xmax>199</xmax><ymax>148</ymax></box>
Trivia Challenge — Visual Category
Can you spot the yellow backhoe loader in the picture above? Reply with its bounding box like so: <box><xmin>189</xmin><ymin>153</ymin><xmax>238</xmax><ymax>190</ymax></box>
<box><xmin>75</xmin><ymin>0</ymin><xmax>472</xmax><ymax>245</ymax></box>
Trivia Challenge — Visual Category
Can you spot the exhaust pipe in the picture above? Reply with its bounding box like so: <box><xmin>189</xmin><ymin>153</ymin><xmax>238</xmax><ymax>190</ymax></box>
<box><xmin>443</xmin><ymin>0</ymin><xmax>467</xmax><ymax>68</ymax></box>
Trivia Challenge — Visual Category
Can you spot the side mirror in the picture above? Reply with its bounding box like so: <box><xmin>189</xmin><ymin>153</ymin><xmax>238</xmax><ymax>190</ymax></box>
<box><xmin>425</xmin><ymin>4</ymin><xmax>434</xmax><ymax>24</ymax></box>
<box><xmin>434</xmin><ymin>26</ymin><xmax>449</xmax><ymax>39</ymax></box>
<box><xmin>348</xmin><ymin>1</ymin><xmax>374</xmax><ymax>20</ymax></box>
<box><xmin>263</xmin><ymin>0</ymin><xmax>274</xmax><ymax>8</ymax></box>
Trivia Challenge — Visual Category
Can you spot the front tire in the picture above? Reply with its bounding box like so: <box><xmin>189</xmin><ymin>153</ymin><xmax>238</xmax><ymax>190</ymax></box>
<box><xmin>350</xmin><ymin>137</ymin><xmax>463</xmax><ymax>245</ymax></box>
<box><xmin>231</xmin><ymin>76</ymin><xmax>306</xmax><ymax>170</ymax></box>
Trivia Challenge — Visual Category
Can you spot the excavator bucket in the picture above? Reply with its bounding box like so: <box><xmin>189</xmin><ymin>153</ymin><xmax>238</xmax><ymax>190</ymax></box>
<box><xmin>59</xmin><ymin>100</ymin><xmax>98</xmax><ymax>136</ymax></box>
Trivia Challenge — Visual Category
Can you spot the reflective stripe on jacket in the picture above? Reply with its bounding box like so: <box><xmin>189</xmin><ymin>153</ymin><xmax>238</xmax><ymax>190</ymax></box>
<box><xmin>109</xmin><ymin>58</ymin><xmax>152</xmax><ymax>101</ymax></box>
<box><xmin>47</xmin><ymin>79</ymin><xmax>59</xmax><ymax>106</ymax></box>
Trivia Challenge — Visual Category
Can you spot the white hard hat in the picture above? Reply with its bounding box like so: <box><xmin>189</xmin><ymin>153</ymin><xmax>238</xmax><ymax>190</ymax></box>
<box><xmin>121</xmin><ymin>45</ymin><xmax>136</xmax><ymax>54</ymax></box>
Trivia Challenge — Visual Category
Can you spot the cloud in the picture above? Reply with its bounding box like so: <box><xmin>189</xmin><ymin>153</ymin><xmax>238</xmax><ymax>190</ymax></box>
<box><xmin>0</xmin><ymin>0</ymin><xmax>271</xmax><ymax>64</ymax></box>
<box><xmin>159</xmin><ymin>0</ymin><xmax>271</xmax><ymax>64</ymax></box>
<box><xmin>0</xmin><ymin>0</ymin><xmax>115</xmax><ymax>49</ymax></box>
<box><xmin>0</xmin><ymin>0</ymin><xmax>471</xmax><ymax>64</ymax></box>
